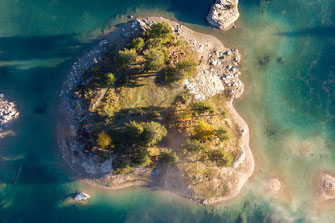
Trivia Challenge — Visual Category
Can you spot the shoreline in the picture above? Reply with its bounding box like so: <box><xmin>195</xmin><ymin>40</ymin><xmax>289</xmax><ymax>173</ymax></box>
<box><xmin>57</xmin><ymin>17</ymin><xmax>255</xmax><ymax>204</ymax></box>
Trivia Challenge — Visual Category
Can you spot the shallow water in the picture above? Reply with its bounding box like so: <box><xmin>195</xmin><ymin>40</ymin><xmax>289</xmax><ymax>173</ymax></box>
<box><xmin>0</xmin><ymin>0</ymin><xmax>334</xmax><ymax>222</ymax></box>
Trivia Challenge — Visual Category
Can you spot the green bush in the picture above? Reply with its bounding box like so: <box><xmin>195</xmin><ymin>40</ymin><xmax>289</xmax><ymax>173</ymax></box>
<box><xmin>144</xmin><ymin>48</ymin><xmax>165</xmax><ymax>71</ymax></box>
<box><xmin>131</xmin><ymin>147</ymin><xmax>151</xmax><ymax>167</ymax></box>
<box><xmin>131</xmin><ymin>37</ymin><xmax>145</xmax><ymax>52</ymax></box>
<box><xmin>160</xmin><ymin>150</ymin><xmax>179</xmax><ymax>164</ymax></box>
<box><xmin>116</xmin><ymin>48</ymin><xmax>137</xmax><ymax>70</ymax></box>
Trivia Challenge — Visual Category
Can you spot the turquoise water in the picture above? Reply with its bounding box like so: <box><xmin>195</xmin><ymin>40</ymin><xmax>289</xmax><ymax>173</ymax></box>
<box><xmin>0</xmin><ymin>0</ymin><xmax>334</xmax><ymax>222</ymax></box>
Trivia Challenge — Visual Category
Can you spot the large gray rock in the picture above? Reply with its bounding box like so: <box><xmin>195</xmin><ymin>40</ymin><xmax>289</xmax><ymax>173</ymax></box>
<box><xmin>206</xmin><ymin>0</ymin><xmax>240</xmax><ymax>30</ymax></box>
<box><xmin>73</xmin><ymin>192</ymin><xmax>91</xmax><ymax>201</ymax></box>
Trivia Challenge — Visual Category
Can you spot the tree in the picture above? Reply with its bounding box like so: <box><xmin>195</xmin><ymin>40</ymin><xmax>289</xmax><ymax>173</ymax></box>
<box><xmin>101</xmin><ymin>72</ymin><xmax>116</xmax><ymax>88</ymax></box>
<box><xmin>191</xmin><ymin>101</ymin><xmax>214</xmax><ymax>115</ymax></box>
<box><xmin>183</xmin><ymin>139</ymin><xmax>205</xmax><ymax>153</ymax></box>
<box><xmin>175</xmin><ymin>58</ymin><xmax>197</xmax><ymax>75</ymax></box>
<box><xmin>147</xmin><ymin>21</ymin><xmax>173</xmax><ymax>42</ymax></box>
<box><xmin>124</xmin><ymin>121</ymin><xmax>167</xmax><ymax>146</ymax></box>
<box><xmin>160</xmin><ymin>150</ymin><xmax>179</xmax><ymax>164</ymax></box>
<box><xmin>208</xmin><ymin>149</ymin><xmax>233</xmax><ymax>167</ymax></box>
<box><xmin>125</xmin><ymin>121</ymin><xmax>144</xmax><ymax>139</ymax></box>
<box><xmin>131</xmin><ymin>147</ymin><xmax>151</xmax><ymax>167</ymax></box>
<box><xmin>96</xmin><ymin>131</ymin><xmax>112</xmax><ymax>149</ymax></box>
<box><xmin>131</xmin><ymin>37</ymin><xmax>145</xmax><ymax>52</ymax></box>
<box><xmin>192</xmin><ymin>120</ymin><xmax>214</xmax><ymax>141</ymax></box>
<box><xmin>144</xmin><ymin>48</ymin><xmax>165</xmax><ymax>71</ymax></box>
<box><xmin>142</xmin><ymin>121</ymin><xmax>167</xmax><ymax>146</ymax></box>
<box><xmin>116</xmin><ymin>48</ymin><xmax>137</xmax><ymax>70</ymax></box>
<box><xmin>215</xmin><ymin>127</ymin><xmax>229</xmax><ymax>141</ymax></box>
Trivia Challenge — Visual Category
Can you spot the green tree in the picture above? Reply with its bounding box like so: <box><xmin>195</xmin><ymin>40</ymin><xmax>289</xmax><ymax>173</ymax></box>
<box><xmin>215</xmin><ymin>127</ymin><xmax>229</xmax><ymax>141</ymax></box>
<box><xmin>175</xmin><ymin>58</ymin><xmax>197</xmax><ymax>75</ymax></box>
<box><xmin>208</xmin><ymin>149</ymin><xmax>233</xmax><ymax>167</ymax></box>
<box><xmin>191</xmin><ymin>101</ymin><xmax>214</xmax><ymax>115</ymax></box>
<box><xmin>160</xmin><ymin>150</ymin><xmax>179</xmax><ymax>164</ymax></box>
<box><xmin>142</xmin><ymin>121</ymin><xmax>167</xmax><ymax>146</ymax></box>
<box><xmin>116</xmin><ymin>48</ymin><xmax>137</xmax><ymax>70</ymax></box>
<box><xmin>131</xmin><ymin>37</ymin><xmax>145</xmax><ymax>52</ymax></box>
<box><xmin>131</xmin><ymin>147</ymin><xmax>151</xmax><ymax>167</ymax></box>
<box><xmin>96</xmin><ymin>131</ymin><xmax>112</xmax><ymax>149</ymax></box>
<box><xmin>192</xmin><ymin>119</ymin><xmax>214</xmax><ymax>141</ymax></box>
<box><xmin>125</xmin><ymin>121</ymin><xmax>144</xmax><ymax>139</ymax></box>
<box><xmin>183</xmin><ymin>139</ymin><xmax>205</xmax><ymax>153</ymax></box>
<box><xmin>144</xmin><ymin>48</ymin><xmax>165</xmax><ymax>71</ymax></box>
<box><xmin>101</xmin><ymin>72</ymin><xmax>116</xmax><ymax>88</ymax></box>
<box><xmin>147</xmin><ymin>21</ymin><xmax>173</xmax><ymax>42</ymax></box>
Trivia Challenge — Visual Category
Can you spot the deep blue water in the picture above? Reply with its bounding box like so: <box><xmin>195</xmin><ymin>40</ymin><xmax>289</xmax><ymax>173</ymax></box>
<box><xmin>0</xmin><ymin>0</ymin><xmax>334</xmax><ymax>222</ymax></box>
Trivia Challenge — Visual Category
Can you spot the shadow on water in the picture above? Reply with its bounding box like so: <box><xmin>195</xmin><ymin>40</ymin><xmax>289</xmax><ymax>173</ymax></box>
<box><xmin>276</xmin><ymin>26</ymin><xmax>335</xmax><ymax>37</ymax></box>
<box><xmin>0</xmin><ymin>34</ymin><xmax>95</xmax><ymax>62</ymax></box>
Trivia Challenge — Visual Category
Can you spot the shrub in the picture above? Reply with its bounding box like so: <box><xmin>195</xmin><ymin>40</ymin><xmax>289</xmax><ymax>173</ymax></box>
<box><xmin>191</xmin><ymin>101</ymin><xmax>214</xmax><ymax>115</ymax></box>
<box><xmin>215</xmin><ymin>127</ymin><xmax>229</xmax><ymax>141</ymax></box>
<box><xmin>116</xmin><ymin>48</ymin><xmax>137</xmax><ymax>70</ymax></box>
<box><xmin>160</xmin><ymin>150</ymin><xmax>179</xmax><ymax>164</ymax></box>
<box><xmin>96</xmin><ymin>131</ymin><xmax>113</xmax><ymax>149</ymax></box>
<box><xmin>131</xmin><ymin>37</ymin><xmax>145</xmax><ymax>52</ymax></box>
<box><xmin>192</xmin><ymin>120</ymin><xmax>214</xmax><ymax>141</ymax></box>
<box><xmin>183</xmin><ymin>139</ymin><xmax>205</xmax><ymax>153</ymax></box>
<box><xmin>144</xmin><ymin>48</ymin><xmax>165</xmax><ymax>71</ymax></box>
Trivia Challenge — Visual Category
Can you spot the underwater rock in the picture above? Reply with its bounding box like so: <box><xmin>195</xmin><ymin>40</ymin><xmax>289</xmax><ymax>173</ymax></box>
<box><xmin>269</xmin><ymin>178</ymin><xmax>281</xmax><ymax>192</ymax></box>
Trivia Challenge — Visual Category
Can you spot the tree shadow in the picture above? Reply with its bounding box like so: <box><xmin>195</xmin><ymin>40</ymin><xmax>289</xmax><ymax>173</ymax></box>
<box><xmin>276</xmin><ymin>26</ymin><xmax>335</xmax><ymax>38</ymax></box>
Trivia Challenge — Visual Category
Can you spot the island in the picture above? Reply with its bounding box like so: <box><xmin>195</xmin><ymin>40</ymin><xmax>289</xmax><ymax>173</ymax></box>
<box><xmin>58</xmin><ymin>17</ymin><xmax>254</xmax><ymax>205</ymax></box>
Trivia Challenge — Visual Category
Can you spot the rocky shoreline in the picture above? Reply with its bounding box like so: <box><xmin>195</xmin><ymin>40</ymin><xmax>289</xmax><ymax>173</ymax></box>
<box><xmin>206</xmin><ymin>0</ymin><xmax>240</xmax><ymax>30</ymax></box>
<box><xmin>57</xmin><ymin>17</ymin><xmax>254</xmax><ymax>205</ymax></box>
<box><xmin>0</xmin><ymin>94</ymin><xmax>19</xmax><ymax>133</ymax></box>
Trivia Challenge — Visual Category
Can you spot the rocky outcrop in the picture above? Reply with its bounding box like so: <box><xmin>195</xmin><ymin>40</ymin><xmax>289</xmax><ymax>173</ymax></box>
<box><xmin>206</xmin><ymin>0</ymin><xmax>240</xmax><ymax>30</ymax></box>
<box><xmin>0</xmin><ymin>94</ymin><xmax>19</xmax><ymax>131</ymax></box>
<box><xmin>318</xmin><ymin>174</ymin><xmax>335</xmax><ymax>200</ymax></box>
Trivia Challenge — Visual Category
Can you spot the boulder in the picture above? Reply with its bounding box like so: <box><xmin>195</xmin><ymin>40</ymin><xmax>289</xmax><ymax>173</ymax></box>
<box><xmin>318</xmin><ymin>174</ymin><xmax>335</xmax><ymax>200</ymax></box>
<box><xmin>206</xmin><ymin>0</ymin><xmax>240</xmax><ymax>30</ymax></box>
<box><xmin>73</xmin><ymin>192</ymin><xmax>91</xmax><ymax>201</ymax></box>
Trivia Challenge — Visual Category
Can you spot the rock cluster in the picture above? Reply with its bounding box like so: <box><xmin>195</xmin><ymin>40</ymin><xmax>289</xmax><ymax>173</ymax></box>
<box><xmin>0</xmin><ymin>94</ymin><xmax>19</xmax><ymax>131</ymax></box>
<box><xmin>206</xmin><ymin>0</ymin><xmax>240</xmax><ymax>30</ymax></box>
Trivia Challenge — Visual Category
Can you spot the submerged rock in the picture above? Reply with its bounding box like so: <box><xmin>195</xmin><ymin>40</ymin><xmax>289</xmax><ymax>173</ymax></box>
<box><xmin>206</xmin><ymin>0</ymin><xmax>240</xmax><ymax>30</ymax></box>
<box><xmin>269</xmin><ymin>178</ymin><xmax>281</xmax><ymax>192</ymax></box>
